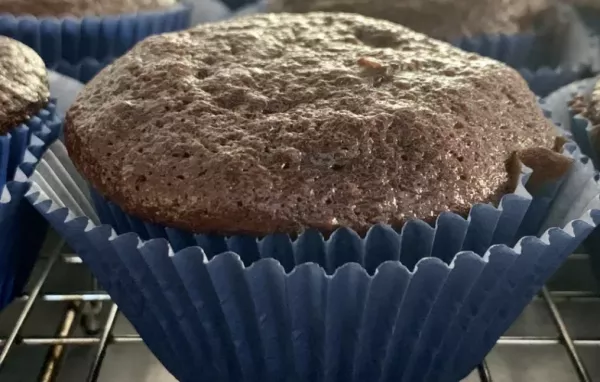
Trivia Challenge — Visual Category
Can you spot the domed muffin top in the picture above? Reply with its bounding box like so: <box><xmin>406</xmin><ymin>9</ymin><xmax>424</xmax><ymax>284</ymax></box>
<box><xmin>66</xmin><ymin>13</ymin><xmax>557</xmax><ymax>235</ymax></box>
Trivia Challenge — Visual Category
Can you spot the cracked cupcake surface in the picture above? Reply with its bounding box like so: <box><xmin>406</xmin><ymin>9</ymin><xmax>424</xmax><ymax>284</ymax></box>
<box><xmin>267</xmin><ymin>0</ymin><xmax>559</xmax><ymax>40</ymax></box>
<box><xmin>0</xmin><ymin>37</ymin><xmax>48</xmax><ymax>135</ymax></box>
<box><xmin>65</xmin><ymin>12</ymin><xmax>557</xmax><ymax>235</ymax></box>
<box><xmin>0</xmin><ymin>0</ymin><xmax>177</xmax><ymax>17</ymax></box>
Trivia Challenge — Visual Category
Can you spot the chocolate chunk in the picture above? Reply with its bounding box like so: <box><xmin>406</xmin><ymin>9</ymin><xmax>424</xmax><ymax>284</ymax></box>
<box><xmin>0</xmin><ymin>37</ymin><xmax>48</xmax><ymax>135</ymax></box>
<box><xmin>65</xmin><ymin>13</ymin><xmax>557</xmax><ymax>235</ymax></box>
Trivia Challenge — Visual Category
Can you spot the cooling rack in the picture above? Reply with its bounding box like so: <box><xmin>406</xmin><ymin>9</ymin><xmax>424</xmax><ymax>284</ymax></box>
<box><xmin>0</xmin><ymin>230</ymin><xmax>599</xmax><ymax>382</ymax></box>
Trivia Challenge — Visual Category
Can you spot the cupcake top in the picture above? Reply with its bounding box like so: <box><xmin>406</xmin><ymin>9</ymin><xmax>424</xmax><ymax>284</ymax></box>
<box><xmin>0</xmin><ymin>0</ymin><xmax>178</xmax><ymax>18</ymax></box>
<box><xmin>66</xmin><ymin>13</ymin><xmax>559</xmax><ymax>235</ymax></box>
<box><xmin>0</xmin><ymin>37</ymin><xmax>48</xmax><ymax>135</ymax></box>
<box><xmin>267</xmin><ymin>0</ymin><xmax>558</xmax><ymax>40</ymax></box>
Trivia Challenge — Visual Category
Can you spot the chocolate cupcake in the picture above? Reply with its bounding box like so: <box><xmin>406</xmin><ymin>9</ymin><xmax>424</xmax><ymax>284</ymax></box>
<box><xmin>27</xmin><ymin>13</ymin><xmax>600</xmax><ymax>382</ymax></box>
<box><xmin>66</xmin><ymin>12</ymin><xmax>561</xmax><ymax>236</ymax></box>
<box><xmin>0</xmin><ymin>37</ymin><xmax>61</xmax><ymax>310</ymax></box>
<box><xmin>0</xmin><ymin>0</ymin><xmax>191</xmax><ymax>83</ymax></box>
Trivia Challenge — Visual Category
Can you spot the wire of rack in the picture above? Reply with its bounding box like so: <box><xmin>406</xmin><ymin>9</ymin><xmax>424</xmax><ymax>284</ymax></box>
<box><xmin>0</xmin><ymin>235</ymin><xmax>598</xmax><ymax>382</ymax></box>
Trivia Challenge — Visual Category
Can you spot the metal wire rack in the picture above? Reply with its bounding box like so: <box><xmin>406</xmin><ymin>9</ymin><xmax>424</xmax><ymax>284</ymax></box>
<box><xmin>0</xmin><ymin>231</ymin><xmax>598</xmax><ymax>382</ymax></box>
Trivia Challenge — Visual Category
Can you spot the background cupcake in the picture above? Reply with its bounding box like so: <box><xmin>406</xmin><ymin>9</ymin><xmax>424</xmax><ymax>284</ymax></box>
<box><xmin>0</xmin><ymin>0</ymin><xmax>192</xmax><ymax>82</ymax></box>
<box><xmin>27</xmin><ymin>14</ymin><xmax>600</xmax><ymax>381</ymax></box>
<box><xmin>0</xmin><ymin>36</ymin><xmax>61</xmax><ymax>310</ymax></box>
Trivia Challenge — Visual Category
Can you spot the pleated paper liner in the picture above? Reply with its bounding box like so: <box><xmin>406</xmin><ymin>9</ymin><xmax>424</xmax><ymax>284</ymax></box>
<box><xmin>0</xmin><ymin>101</ymin><xmax>61</xmax><ymax>310</ymax></box>
<box><xmin>543</xmin><ymin>76</ymin><xmax>600</xmax><ymax>286</ymax></box>
<box><xmin>24</xmin><ymin>126</ymin><xmax>600</xmax><ymax>382</ymax></box>
<box><xmin>0</xmin><ymin>3</ymin><xmax>191</xmax><ymax>68</ymax></box>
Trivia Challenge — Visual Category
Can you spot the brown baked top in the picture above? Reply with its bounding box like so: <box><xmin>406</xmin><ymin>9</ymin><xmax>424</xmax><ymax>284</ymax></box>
<box><xmin>65</xmin><ymin>13</ymin><xmax>557</xmax><ymax>235</ymax></box>
<box><xmin>267</xmin><ymin>0</ymin><xmax>557</xmax><ymax>40</ymax></box>
<box><xmin>0</xmin><ymin>37</ymin><xmax>48</xmax><ymax>135</ymax></box>
<box><xmin>0</xmin><ymin>0</ymin><xmax>177</xmax><ymax>17</ymax></box>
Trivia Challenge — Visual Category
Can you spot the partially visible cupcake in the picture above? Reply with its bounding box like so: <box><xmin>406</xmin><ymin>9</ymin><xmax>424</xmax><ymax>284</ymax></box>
<box><xmin>0</xmin><ymin>37</ymin><xmax>61</xmax><ymax>309</ymax></box>
<box><xmin>0</xmin><ymin>0</ymin><xmax>191</xmax><ymax>80</ymax></box>
<box><xmin>28</xmin><ymin>13</ymin><xmax>600</xmax><ymax>382</ymax></box>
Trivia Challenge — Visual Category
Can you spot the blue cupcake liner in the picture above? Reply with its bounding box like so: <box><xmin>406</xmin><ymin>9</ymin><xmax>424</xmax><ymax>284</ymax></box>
<box><xmin>0</xmin><ymin>102</ymin><xmax>61</xmax><ymax>310</ymax></box>
<box><xmin>0</xmin><ymin>3</ymin><xmax>192</xmax><ymax>67</ymax></box>
<box><xmin>25</xmin><ymin>111</ymin><xmax>600</xmax><ymax>382</ymax></box>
